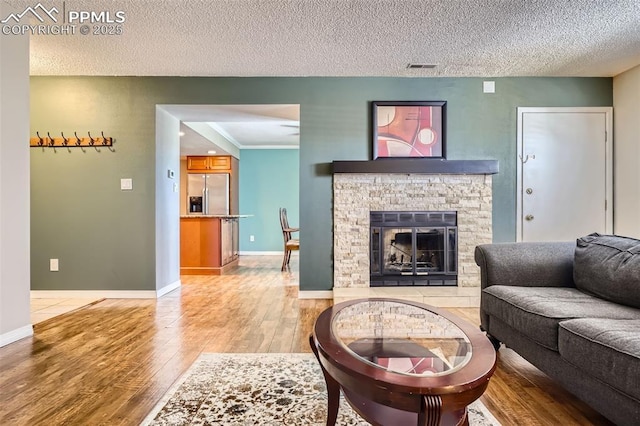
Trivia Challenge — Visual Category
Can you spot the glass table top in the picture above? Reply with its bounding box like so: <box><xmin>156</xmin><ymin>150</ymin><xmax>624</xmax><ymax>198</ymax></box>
<box><xmin>331</xmin><ymin>300</ymin><xmax>472</xmax><ymax>377</ymax></box>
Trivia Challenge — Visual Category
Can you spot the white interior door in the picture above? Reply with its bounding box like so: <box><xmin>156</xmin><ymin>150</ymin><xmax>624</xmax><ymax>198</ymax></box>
<box><xmin>516</xmin><ymin>108</ymin><xmax>613</xmax><ymax>242</ymax></box>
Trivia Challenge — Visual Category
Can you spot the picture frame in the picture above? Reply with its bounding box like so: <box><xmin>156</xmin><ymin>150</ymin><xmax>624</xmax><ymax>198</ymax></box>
<box><xmin>372</xmin><ymin>101</ymin><xmax>446</xmax><ymax>159</ymax></box>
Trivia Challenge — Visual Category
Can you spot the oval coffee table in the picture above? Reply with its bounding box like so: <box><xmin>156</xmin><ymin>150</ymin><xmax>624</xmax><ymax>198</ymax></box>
<box><xmin>310</xmin><ymin>298</ymin><xmax>497</xmax><ymax>426</ymax></box>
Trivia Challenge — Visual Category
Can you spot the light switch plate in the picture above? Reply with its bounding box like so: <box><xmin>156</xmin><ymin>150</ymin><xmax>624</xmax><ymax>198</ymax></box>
<box><xmin>483</xmin><ymin>81</ymin><xmax>495</xmax><ymax>93</ymax></box>
<box><xmin>50</xmin><ymin>258</ymin><xmax>59</xmax><ymax>271</ymax></box>
<box><xmin>120</xmin><ymin>178</ymin><xmax>133</xmax><ymax>190</ymax></box>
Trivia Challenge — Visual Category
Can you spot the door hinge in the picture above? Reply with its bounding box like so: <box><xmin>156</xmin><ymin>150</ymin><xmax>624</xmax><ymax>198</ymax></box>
<box><xmin>605</xmin><ymin>199</ymin><xmax>608</xmax><ymax>210</ymax></box>
<box><xmin>605</xmin><ymin>131</ymin><xmax>608</xmax><ymax>142</ymax></box>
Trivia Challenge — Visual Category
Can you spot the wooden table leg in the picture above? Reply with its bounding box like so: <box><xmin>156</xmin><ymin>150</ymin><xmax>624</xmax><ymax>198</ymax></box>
<box><xmin>417</xmin><ymin>394</ymin><xmax>442</xmax><ymax>426</ymax></box>
<box><xmin>460</xmin><ymin>409</ymin><xmax>469</xmax><ymax>426</ymax></box>
<box><xmin>322</xmin><ymin>368</ymin><xmax>340</xmax><ymax>426</ymax></box>
<box><xmin>309</xmin><ymin>334</ymin><xmax>340</xmax><ymax>426</ymax></box>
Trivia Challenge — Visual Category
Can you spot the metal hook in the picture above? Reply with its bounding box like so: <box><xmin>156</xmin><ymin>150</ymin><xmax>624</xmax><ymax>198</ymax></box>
<box><xmin>75</xmin><ymin>131</ymin><xmax>86</xmax><ymax>153</ymax></box>
<box><xmin>61</xmin><ymin>132</ymin><xmax>71</xmax><ymax>153</ymax></box>
<box><xmin>88</xmin><ymin>131</ymin><xmax>100</xmax><ymax>152</ymax></box>
<box><xmin>47</xmin><ymin>132</ymin><xmax>57</xmax><ymax>153</ymax></box>
<box><xmin>519</xmin><ymin>154</ymin><xmax>536</xmax><ymax>164</ymax></box>
<box><xmin>102</xmin><ymin>131</ymin><xmax>115</xmax><ymax>152</ymax></box>
<box><xmin>36</xmin><ymin>131</ymin><xmax>45</xmax><ymax>152</ymax></box>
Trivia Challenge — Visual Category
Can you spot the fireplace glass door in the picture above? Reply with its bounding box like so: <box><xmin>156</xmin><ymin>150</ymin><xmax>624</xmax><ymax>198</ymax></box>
<box><xmin>447</xmin><ymin>228</ymin><xmax>457</xmax><ymax>274</ymax></box>
<box><xmin>383</xmin><ymin>228</ymin><xmax>413</xmax><ymax>274</ymax></box>
<box><xmin>382</xmin><ymin>228</ymin><xmax>449</xmax><ymax>275</ymax></box>
<box><xmin>370</xmin><ymin>211</ymin><xmax>458</xmax><ymax>286</ymax></box>
<box><xmin>415</xmin><ymin>228</ymin><xmax>445</xmax><ymax>274</ymax></box>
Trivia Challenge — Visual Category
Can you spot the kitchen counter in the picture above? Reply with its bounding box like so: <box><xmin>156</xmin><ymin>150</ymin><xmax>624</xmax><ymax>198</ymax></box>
<box><xmin>180</xmin><ymin>216</ymin><xmax>244</xmax><ymax>275</ymax></box>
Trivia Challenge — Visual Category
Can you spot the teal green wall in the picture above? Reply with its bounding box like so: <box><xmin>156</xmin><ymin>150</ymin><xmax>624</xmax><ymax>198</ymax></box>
<box><xmin>31</xmin><ymin>78</ymin><xmax>158</xmax><ymax>291</ymax></box>
<box><xmin>30</xmin><ymin>77</ymin><xmax>613</xmax><ymax>291</ymax></box>
<box><xmin>238</xmin><ymin>149</ymin><xmax>300</xmax><ymax>252</ymax></box>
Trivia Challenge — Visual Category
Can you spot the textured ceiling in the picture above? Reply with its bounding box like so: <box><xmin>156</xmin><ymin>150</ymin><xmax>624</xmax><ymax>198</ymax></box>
<box><xmin>20</xmin><ymin>0</ymin><xmax>640</xmax><ymax>77</ymax></box>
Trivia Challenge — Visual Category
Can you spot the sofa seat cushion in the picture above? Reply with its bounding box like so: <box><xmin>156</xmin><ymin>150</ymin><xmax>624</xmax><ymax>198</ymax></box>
<box><xmin>483</xmin><ymin>286</ymin><xmax>640</xmax><ymax>351</ymax></box>
<box><xmin>574</xmin><ymin>233</ymin><xmax>640</xmax><ymax>309</ymax></box>
<box><xmin>559</xmin><ymin>318</ymin><xmax>640</xmax><ymax>401</ymax></box>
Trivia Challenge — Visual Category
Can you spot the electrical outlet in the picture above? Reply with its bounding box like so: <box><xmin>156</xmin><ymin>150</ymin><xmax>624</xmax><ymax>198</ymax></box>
<box><xmin>50</xmin><ymin>258</ymin><xmax>59</xmax><ymax>272</ymax></box>
<box><xmin>250</xmin><ymin>235</ymin><xmax>255</xmax><ymax>242</ymax></box>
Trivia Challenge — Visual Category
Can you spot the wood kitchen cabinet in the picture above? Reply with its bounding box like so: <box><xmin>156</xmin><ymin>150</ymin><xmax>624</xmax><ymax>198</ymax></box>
<box><xmin>180</xmin><ymin>217</ymin><xmax>239</xmax><ymax>275</ymax></box>
<box><xmin>187</xmin><ymin>156</ymin><xmax>231</xmax><ymax>172</ymax></box>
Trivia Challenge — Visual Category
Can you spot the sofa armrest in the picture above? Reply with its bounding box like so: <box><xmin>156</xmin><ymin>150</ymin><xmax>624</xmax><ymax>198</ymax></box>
<box><xmin>474</xmin><ymin>242</ymin><xmax>575</xmax><ymax>289</ymax></box>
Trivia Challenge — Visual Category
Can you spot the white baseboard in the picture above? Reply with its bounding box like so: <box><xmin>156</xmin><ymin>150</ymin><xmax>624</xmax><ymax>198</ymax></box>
<box><xmin>239</xmin><ymin>251</ymin><xmax>289</xmax><ymax>256</ymax></box>
<box><xmin>298</xmin><ymin>290</ymin><xmax>333</xmax><ymax>299</ymax></box>
<box><xmin>0</xmin><ymin>324</ymin><xmax>34</xmax><ymax>347</ymax></box>
<box><xmin>157</xmin><ymin>280</ymin><xmax>181</xmax><ymax>298</ymax></box>
<box><xmin>31</xmin><ymin>290</ymin><xmax>157</xmax><ymax>299</ymax></box>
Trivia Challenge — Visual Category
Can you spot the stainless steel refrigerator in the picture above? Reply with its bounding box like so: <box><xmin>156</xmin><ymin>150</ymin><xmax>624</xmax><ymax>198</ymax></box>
<box><xmin>187</xmin><ymin>173</ymin><xmax>230</xmax><ymax>215</ymax></box>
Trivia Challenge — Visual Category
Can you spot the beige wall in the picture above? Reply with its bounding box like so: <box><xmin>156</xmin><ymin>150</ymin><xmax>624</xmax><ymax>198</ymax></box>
<box><xmin>613</xmin><ymin>65</ymin><xmax>640</xmax><ymax>238</ymax></box>
<box><xmin>0</xmin><ymin>13</ymin><xmax>31</xmax><ymax>346</ymax></box>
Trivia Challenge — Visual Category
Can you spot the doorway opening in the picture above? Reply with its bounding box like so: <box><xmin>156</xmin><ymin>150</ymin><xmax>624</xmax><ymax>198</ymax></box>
<box><xmin>155</xmin><ymin>104</ymin><xmax>300</xmax><ymax>285</ymax></box>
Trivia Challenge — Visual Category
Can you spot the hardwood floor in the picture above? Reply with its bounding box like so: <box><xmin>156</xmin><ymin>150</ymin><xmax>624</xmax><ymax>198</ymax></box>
<box><xmin>0</xmin><ymin>256</ymin><xmax>613</xmax><ymax>425</ymax></box>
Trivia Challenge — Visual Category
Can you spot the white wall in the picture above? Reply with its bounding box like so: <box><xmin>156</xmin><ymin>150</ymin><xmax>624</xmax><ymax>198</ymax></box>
<box><xmin>155</xmin><ymin>108</ymin><xmax>181</xmax><ymax>295</ymax></box>
<box><xmin>183</xmin><ymin>122</ymin><xmax>240</xmax><ymax>159</ymax></box>
<box><xmin>613</xmin><ymin>65</ymin><xmax>640</xmax><ymax>238</ymax></box>
<box><xmin>0</xmin><ymin>8</ymin><xmax>32</xmax><ymax>346</ymax></box>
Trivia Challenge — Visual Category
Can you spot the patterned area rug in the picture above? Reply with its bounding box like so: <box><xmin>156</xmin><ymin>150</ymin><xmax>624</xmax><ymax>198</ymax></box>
<box><xmin>141</xmin><ymin>353</ymin><xmax>501</xmax><ymax>425</ymax></box>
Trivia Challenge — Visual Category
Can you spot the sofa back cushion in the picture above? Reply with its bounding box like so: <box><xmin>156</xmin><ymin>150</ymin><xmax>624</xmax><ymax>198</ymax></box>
<box><xmin>574</xmin><ymin>233</ymin><xmax>640</xmax><ymax>309</ymax></box>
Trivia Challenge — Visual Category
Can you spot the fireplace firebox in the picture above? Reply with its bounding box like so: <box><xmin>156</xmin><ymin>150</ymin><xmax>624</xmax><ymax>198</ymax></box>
<box><xmin>370</xmin><ymin>211</ymin><xmax>457</xmax><ymax>287</ymax></box>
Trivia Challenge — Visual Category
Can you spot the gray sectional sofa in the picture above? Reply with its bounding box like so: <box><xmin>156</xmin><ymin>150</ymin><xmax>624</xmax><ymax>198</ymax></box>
<box><xmin>475</xmin><ymin>233</ymin><xmax>640</xmax><ymax>426</ymax></box>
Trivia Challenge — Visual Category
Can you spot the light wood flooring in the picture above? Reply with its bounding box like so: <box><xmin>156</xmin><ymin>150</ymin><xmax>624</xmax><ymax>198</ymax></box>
<box><xmin>30</xmin><ymin>297</ymin><xmax>104</xmax><ymax>324</ymax></box>
<box><xmin>0</xmin><ymin>256</ymin><xmax>613</xmax><ymax>425</ymax></box>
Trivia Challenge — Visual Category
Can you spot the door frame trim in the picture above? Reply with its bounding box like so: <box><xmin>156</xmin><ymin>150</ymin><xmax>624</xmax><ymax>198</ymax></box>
<box><xmin>516</xmin><ymin>107</ymin><xmax>613</xmax><ymax>241</ymax></box>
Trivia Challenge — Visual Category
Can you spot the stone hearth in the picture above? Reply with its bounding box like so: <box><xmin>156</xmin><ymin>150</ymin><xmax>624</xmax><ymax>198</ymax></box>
<box><xmin>333</xmin><ymin>172</ymin><xmax>493</xmax><ymax>307</ymax></box>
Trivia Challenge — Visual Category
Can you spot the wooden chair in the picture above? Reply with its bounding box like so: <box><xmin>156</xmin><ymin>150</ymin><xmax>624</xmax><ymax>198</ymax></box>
<box><xmin>279</xmin><ymin>208</ymin><xmax>299</xmax><ymax>271</ymax></box>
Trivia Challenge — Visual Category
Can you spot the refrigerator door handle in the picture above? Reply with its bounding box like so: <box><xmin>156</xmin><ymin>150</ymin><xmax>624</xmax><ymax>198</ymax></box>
<box><xmin>224</xmin><ymin>174</ymin><xmax>230</xmax><ymax>215</ymax></box>
<box><xmin>202</xmin><ymin>187</ymin><xmax>209</xmax><ymax>215</ymax></box>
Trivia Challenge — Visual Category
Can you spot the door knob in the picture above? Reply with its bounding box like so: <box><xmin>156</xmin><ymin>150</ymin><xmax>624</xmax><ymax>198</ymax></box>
<box><xmin>525</xmin><ymin>215</ymin><xmax>534</xmax><ymax>221</ymax></box>
<box><xmin>526</xmin><ymin>188</ymin><xmax>533</xmax><ymax>195</ymax></box>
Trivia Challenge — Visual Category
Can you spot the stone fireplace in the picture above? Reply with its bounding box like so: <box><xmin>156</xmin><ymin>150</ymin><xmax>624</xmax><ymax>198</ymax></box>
<box><xmin>332</xmin><ymin>159</ymin><xmax>497</xmax><ymax>307</ymax></box>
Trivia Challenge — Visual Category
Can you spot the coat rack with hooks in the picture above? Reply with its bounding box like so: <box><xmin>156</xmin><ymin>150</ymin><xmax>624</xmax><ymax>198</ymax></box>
<box><xmin>30</xmin><ymin>131</ymin><xmax>115</xmax><ymax>152</ymax></box>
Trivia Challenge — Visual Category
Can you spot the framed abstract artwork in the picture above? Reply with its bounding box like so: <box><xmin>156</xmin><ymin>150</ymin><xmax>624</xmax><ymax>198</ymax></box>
<box><xmin>372</xmin><ymin>101</ymin><xmax>446</xmax><ymax>159</ymax></box>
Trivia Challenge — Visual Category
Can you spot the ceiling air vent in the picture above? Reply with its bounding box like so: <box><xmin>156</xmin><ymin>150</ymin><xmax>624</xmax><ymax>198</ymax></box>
<box><xmin>407</xmin><ymin>63</ymin><xmax>437</xmax><ymax>69</ymax></box>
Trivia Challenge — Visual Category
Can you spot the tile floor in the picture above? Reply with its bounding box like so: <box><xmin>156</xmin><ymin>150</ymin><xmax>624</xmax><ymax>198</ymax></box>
<box><xmin>30</xmin><ymin>297</ymin><xmax>103</xmax><ymax>324</ymax></box>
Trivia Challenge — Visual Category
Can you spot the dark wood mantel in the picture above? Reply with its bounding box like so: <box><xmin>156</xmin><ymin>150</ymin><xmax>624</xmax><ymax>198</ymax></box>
<box><xmin>332</xmin><ymin>158</ymin><xmax>499</xmax><ymax>175</ymax></box>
